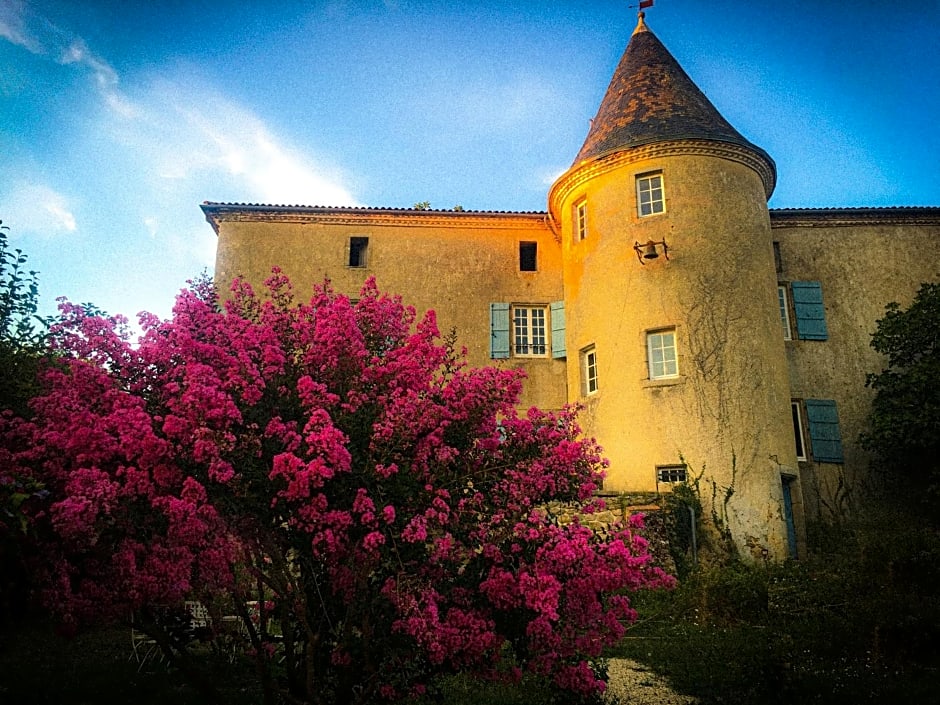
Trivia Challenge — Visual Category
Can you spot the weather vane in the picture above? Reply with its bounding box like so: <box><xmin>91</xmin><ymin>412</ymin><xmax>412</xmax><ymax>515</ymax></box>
<box><xmin>630</xmin><ymin>0</ymin><xmax>654</xmax><ymax>10</ymax></box>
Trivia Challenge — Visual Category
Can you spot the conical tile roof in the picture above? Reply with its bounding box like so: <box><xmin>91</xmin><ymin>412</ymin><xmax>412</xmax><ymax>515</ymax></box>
<box><xmin>574</xmin><ymin>13</ymin><xmax>771</xmax><ymax>167</ymax></box>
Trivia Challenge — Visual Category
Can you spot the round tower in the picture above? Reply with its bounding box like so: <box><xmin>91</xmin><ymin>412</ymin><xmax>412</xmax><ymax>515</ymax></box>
<box><xmin>549</xmin><ymin>13</ymin><xmax>801</xmax><ymax>558</ymax></box>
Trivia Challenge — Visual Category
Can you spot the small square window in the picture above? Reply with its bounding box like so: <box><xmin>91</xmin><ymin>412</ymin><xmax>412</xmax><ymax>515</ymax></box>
<box><xmin>580</xmin><ymin>345</ymin><xmax>598</xmax><ymax>396</ymax></box>
<box><xmin>513</xmin><ymin>306</ymin><xmax>547</xmax><ymax>357</ymax></box>
<box><xmin>519</xmin><ymin>242</ymin><xmax>537</xmax><ymax>271</ymax></box>
<box><xmin>575</xmin><ymin>200</ymin><xmax>587</xmax><ymax>241</ymax></box>
<box><xmin>657</xmin><ymin>465</ymin><xmax>687</xmax><ymax>483</ymax></box>
<box><xmin>348</xmin><ymin>237</ymin><xmax>369</xmax><ymax>267</ymax></box>
<box><xmin>647</xmin><ymin>329</ymin><xmax>678</xmax><ymax>379</ymax></box>
<box><xmin>637</xmin><ymin>172</ymin><xmax>665</xmax><ymax>217</ymax></box>
<box><xmin>778</xmin><ymin>285</ymin><xmax>792</xmax><ymax>341</ymax></box>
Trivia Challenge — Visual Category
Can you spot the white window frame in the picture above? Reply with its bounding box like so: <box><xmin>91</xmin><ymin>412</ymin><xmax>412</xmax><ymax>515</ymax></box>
<box><xmin>778</xmin><ymin>285</ymin><xmax>792</xmax><ymax>340</ymax></box>
<box><xmin>580</xmin><ymin>345</ymin><xmax>598</xmax><ymax>396</ymax></box>
<box><xmin>791</xmin><ymin>400</ymin><xmax>807</xmax><ymax>461</ymax></box>
<box><xmin>575</xmin><ymin>199</ymin><xmax>588</xmax><ymax>241</ymax></box>
<box><xmin>512</xmin><ymin>305</ymin><xmax>548</xmax><ymax>357</ymax></box>
<box><xmin>636</xmin><ymin>172</ymin><xmax>665</xmax><ymax>217</ymax></box>
<box><xmin>656</xmin><ymin>465</ymin><xmax>688</xmax><ymax>484</ymax></box>
<box><xmin>647</xmin><ymin>329</ymin><xmax>678</xmax><ymax>380</ymax></box>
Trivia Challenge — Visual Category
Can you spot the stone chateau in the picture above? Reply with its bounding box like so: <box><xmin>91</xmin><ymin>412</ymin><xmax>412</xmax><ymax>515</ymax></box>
<box><xmin>203</xmin><ymin>13</ymin><xmax>940</xmax><ymax>559</ymax></box>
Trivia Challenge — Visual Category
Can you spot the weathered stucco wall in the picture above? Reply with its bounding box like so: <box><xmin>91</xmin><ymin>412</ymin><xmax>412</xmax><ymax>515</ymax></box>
<box><xmin>207</xmin><ymin>200</ymin><xmax>940</xmax><ymax>560</ymax></box>
<box><xmin>550</xmin><ymin>142</ymin><xmax>800</xmax><ymax>559</ymax></box>
<box><xmin>773</xmin><ymin>214</ymin><xmax>940</xmax><ymax>518</ymax></box>
<box><xmin>212</xmin><ymin>208</ymin><xmax>568</xmax><ymax>412</ymax></box>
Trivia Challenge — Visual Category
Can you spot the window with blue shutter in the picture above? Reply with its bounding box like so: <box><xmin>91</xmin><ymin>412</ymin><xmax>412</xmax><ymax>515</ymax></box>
<box><xmin>489</xmin><ymin>303</ymin><xmax>510</xmax><ymax>359</ymax></box>
<box><xmin>804</xmin><ymin>399</ymin><xmax>844</xmax><ymax>463</ymax></box>
<box><xmin>791</xmin><ymin>281</ymin><xmax>828</xmax><ymax>341</ymax></box>
<box><xmin>550</xmin><ymin>301</ymin><xmax>566</xmax><ymax>359</ymax></box>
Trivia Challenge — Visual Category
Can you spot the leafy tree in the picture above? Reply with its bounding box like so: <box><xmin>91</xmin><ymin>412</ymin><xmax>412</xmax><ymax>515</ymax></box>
<box><xmin>0</xmin><ymin>221</ymin><xmax>49</xmax><ymax>628</ymax></box>
<box><xmin>2</xmin><ymin>270</ymin><xmax>672</xmax><ymax>705</ymax></box>
<box><xmin>0</xmin><ymin>221</ymin><xmax>46</xmax><ymax>415</ymax></box>
<box><xmin>863</xmin><ymin>281</ymin><xmax>940</xmax><ymax>506</ymax></box>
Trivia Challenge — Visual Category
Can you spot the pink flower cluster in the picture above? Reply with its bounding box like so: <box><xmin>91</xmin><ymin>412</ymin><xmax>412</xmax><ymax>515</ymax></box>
<box><xmin>3</xmin><ymin>271</ymin><xmax>673</xmax><ymax>704</ymax></box>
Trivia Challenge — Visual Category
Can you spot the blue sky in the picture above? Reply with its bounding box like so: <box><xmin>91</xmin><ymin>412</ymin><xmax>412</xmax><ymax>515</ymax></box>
<box><xmin>2</xmin><ymin>0</ymin><xmax>938</xmax><ymax>322</ymax></box>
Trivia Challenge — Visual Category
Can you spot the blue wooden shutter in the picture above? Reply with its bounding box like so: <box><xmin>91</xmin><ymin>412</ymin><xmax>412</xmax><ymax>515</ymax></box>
<box><xmin>489</xmin><ymin>303</ymin><xmax>510</xmax><ymax>359</ymax></box>
<box><xmin>550</xmin><ymin>301</ymin><xmax>566</xmax><ymax>359</ymax></box>
<box><xmin>804</xmin><ymin>399</ymin><xmax>844</xmax><ymax>463</ymax></box>
<box><xmin>791</xmin><ymin>281</ymin><xmax>828</xmax><ymax>341</ymax></box>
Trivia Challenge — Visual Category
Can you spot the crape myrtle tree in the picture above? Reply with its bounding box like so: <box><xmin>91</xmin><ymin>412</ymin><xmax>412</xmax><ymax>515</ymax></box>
<box><xmin>863</xmin><ymin>281</ymin><xmax>940</xmax><ymax>510</ymax></box>
<box><xmin>1</xmin><ymin>270</ymin><xmax>673</xmax><ymax>704</ymax></box>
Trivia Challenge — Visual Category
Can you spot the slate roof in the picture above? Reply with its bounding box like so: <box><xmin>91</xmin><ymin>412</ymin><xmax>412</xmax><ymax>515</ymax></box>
<box><xmin>574</xmin><ymin>13</ymin><xmax>772</xmax><ymax>168</ymax></box>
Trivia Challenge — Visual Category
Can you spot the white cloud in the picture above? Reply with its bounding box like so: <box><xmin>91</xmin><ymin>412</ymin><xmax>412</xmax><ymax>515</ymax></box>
<box><xmin>58</xmin><ymin>37</ymin><xmax>140</xmax><ymax>119</ymax></box>
<box><xmin>0</xmin><ymin>0</ymin><xmax>40</xmax><ymax>52</ymax></box>
<box><xmin>121</xmin><ymin>78</ymin><xmax>358</xmax><ymax>207</ymax></box>
<box><xmin>1</xmin><ymin>3</ymin><xmax>139</xmax><ymax>119</ymax></box>
<box><xmin>0</xmin><ymin>183</ymin><xmax>77</xmax><ymax>236</ymax></box>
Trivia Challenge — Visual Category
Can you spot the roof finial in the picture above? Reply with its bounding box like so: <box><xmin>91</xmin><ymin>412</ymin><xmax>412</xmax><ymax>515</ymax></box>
<box><xmin>633</xmin><ymin>0</ymin><xmax>653</xmax><ymax>33</ymax></box>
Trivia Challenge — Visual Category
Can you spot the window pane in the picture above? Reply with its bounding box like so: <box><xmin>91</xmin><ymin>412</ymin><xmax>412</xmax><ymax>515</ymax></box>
<box><xmin>513</xmin><ymin>306</ymin><xmax>548</xmax><ymax>357</ymax></box>
<box><xmin>514</xmin><ymin>308</ymin><xmax>529</xmax><ymax>354</ymax></box>
<box><xmin>648</xmin><ymin>331</ymin><xmax>677</xmax><ymax>379</ymax></box>
<box><xmin>637</xmin><ymin>173</ymin><xmax>665</xmax><ymax>217</ymax></box>
<box><xmin>778</xmin><ymin>286</ymin><xmax>792</xmax><ymax>340</ymax></box>
<box><xmin>791</xmin><ymin>402</ymin><xmax>805</xmax><ymax>459</ymax></box>
<box><xmin>531</xmin><ymin>308</ymin><xmax>546</xmax><ymax>355</ymax></box>
<box><xmin>581</xmin><ymin>346</ymin><xmax>598</xmax><ymax>395</ymax></box>
<box><xmin>576</xmin><ymin>201</ymin><xmax>587</xmax><ymax>240</ymax></box>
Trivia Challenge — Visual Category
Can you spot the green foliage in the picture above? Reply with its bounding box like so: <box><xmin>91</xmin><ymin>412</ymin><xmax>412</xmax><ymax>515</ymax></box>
<box><xmin>412</xmin><ymin>200</ymin><xmax>431</xmax><ymax>210</ymax></box>
<box><xmin>611</xmin><ymin>503</ymin><xmax>940</xmax><ymax>704</ymax></box>
<box><xmin>659</xmin><ymin>483</ymin><xmax>702</xmax><ymax>578</ymax></box>
<box><xmin>0</xmin><ymin>221</ymin><xmax>47</xmax><ymax>415</ymax></box>
<box><xmin>665</xmin><ymin>457</ymin><xmax>738</xmax><ymax>569</ymax></box>
<box><xmin>862</xmin><ymin>281</ymin><xmax>940</xmax><ymax>507</ymax></box>
<box><xmin>0</xmin><ymin>221</ymin><xmax>49</xmax><ymax>629</ymax></box>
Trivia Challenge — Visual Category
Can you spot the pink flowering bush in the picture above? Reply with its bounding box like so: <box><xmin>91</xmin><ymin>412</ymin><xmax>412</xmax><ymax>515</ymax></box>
<box><xmin>3</xmin><ymin>271</ymin><xmax>673</xmax><ymax>704</ymax></box>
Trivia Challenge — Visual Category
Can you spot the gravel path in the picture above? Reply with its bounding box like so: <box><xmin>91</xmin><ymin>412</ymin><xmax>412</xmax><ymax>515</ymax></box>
<box><xmin>604</xmin><ymin>658</ymin><xmax>698</xmax><ymax>705</ymax></box>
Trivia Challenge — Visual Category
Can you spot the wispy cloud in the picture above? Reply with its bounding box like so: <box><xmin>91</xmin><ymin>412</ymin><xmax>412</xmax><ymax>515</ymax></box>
<box><xmin>3</xmin><ymin>4</ymin><xmax>357</xmax><ymax>210</ymax></box>
<box><xmin>59</xmin><ymin>37</ymin><xmax>140</xmax><ymax>118</ymax></box>
<box><xmin>1</xmin><ymin>1</ymin><xmax>138</xmax><ymax>118</ymax></box>
<box><xmin>1</xmin><ymin>183</ymin><xmax>77</xmax><ymax>236</ymax></box>
<box><xmin>0</xmin><ymin>0</ymin><xmax>40</xmax><ymax>52</ymax></box>
<box><xmin>118</xmin><ymin>76</ymin><xmax>358</xmax><ymax>207</ymax></box>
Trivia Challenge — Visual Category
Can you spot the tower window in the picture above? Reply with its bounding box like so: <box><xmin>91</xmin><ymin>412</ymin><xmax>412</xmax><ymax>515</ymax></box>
<box><xmin>513</xmin><ymin>306</ymin><xmax>547</xmax><ymax>357</ymax></box>
<box><xmin>519</xmin><ymin>242</ymin><xmax>537</xmax><ymax>271</ymax></box>
<box><xmin>778</xmin><ymin>285</ymin><xmax>792</xmax><ymax>340</ymax></box>
<box><xmin>348</xmin><ymin>237</ymin><xmax>369</xmax><ymax>267</ymax></box>
<box><xmin>637</xmin><ymin>172</ymin><xmax>665</xmax><ymax>217</ymax></box>
<box><xmin>580</xmin><ymin>345</ymin><xmax>598</xmax><ymax>395</ymax></box>
<box><xmin>575</xmin><ymin>199</ymin><xmax>588</xmax><ymax>240</ymax></box>
<box><xmin>791</xmin><ymin>401</ymin><xmax>806</xmax><ymax>461</ymax></box>
<box><xmin>647</xmin><ymin>329</ymin><xmax>678</xmax><ymax>379</ymax></box>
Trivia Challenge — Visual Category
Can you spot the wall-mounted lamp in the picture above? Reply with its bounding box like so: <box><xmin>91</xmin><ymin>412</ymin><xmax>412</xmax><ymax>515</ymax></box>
<box><xmin>633</xmin><ymin>239</ymin><xmax>669</xmax><ymax>265</ymax></box>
